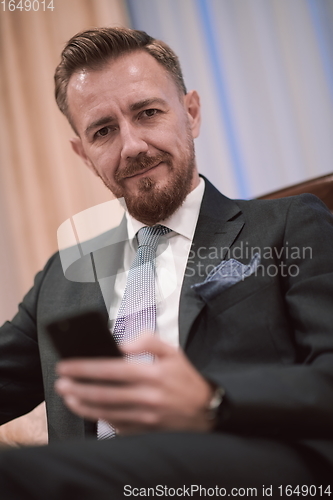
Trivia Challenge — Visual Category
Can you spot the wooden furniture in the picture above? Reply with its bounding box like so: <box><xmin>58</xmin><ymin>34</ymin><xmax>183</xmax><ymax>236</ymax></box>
<box><xmin>258</xmin><ymin>172</ymin><xmax>333</xmax><ymax>212</ymax></box>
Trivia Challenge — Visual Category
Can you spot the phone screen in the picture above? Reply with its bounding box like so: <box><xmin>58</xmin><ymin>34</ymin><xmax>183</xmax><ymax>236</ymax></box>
<box><xmin>45</xmin><ymin>310</ymin><xmax>122</xmax><ymax>359</ymax></box>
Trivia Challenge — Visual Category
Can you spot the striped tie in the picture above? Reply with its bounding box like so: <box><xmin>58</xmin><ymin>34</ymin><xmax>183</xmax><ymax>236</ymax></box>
<box><xmin>97</xmin><ymin>225</ymin><xmax>171</xmax><ymax>439</ymax></box>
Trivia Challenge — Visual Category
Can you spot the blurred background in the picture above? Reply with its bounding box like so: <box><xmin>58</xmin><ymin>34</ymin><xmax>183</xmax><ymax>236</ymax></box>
<box><xmin>1</xmin><ymin>0</ymin><xmax>333</xmax><ymax>324</ymax></box>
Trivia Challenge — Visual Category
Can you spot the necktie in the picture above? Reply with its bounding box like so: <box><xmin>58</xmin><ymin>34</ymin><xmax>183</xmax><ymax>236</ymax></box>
<box><xmin>97</xmin><ymin>224</ymin><xmax>171</xmax><ymax>439</ymax></box>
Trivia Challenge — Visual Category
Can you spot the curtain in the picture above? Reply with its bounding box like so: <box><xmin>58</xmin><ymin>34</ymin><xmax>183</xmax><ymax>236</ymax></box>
<box><xmin>0</xmin><ymin>0</ymin><xmax>129</xmax><ymax>445</ymax></box>
<box><xmin>127</xmin><ymin>0</ymin><xmax>333</xmax><ymax>199</ymax></box>
<box><xmin>0</xmin><ymin>0</ymin><xmax>129</xmax><ymax>324</ymax></box>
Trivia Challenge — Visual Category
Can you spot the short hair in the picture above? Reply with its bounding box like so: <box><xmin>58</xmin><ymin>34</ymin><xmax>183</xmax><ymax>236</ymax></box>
<box><xmin>54</xmin><ymin>26</ymin><xmax>187</xmax><ymax>128</ymax></box>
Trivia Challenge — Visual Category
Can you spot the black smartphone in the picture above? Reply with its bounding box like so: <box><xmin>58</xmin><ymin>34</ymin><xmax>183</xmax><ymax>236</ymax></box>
<box><xmin>45</xmin><ymin>310</ymin><xmax>122</xmax><ymax>359</ymax></box>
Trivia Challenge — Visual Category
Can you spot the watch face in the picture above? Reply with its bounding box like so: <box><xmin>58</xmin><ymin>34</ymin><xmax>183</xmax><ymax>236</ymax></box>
<box><xmin>207</xmin><ymin>386</ymin><xmax>225</xmax><ymax>423</ymax></box>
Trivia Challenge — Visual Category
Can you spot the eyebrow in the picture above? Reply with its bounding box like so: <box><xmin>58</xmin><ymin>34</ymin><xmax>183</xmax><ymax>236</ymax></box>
<box><xmin>130</xmin><ymin>98</ymin><xmax>168</xmax><ymax>111</ymax></box>
<box><xmin>85</xmin><ymin>116</ymin><xmax>116</xmax><ymax>137</ymax></box>
<box><xmin>84</xmin><ymin>98</ymin><xmax>168</xmax><ymax>137</ymax></box>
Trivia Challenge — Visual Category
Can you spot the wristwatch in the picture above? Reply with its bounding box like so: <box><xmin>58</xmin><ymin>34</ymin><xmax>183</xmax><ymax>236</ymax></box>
<box><xmin>207</xmin><ymin>386</ymin><xmax>225</xmax><ymax>422</ymax></box>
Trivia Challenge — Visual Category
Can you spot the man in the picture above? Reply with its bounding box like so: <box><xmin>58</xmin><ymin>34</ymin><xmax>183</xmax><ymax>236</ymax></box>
<box><xmin>0</xmin><ymin>27</ymin><xmax>333</xmax><ymax>498</ymax></box>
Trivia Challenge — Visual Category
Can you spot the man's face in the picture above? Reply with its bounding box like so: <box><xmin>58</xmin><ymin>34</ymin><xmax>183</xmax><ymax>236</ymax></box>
<box><xmin>67</xmin><ymin>51</ymin><xmax>201</xmax><ymax>225</ymax></box>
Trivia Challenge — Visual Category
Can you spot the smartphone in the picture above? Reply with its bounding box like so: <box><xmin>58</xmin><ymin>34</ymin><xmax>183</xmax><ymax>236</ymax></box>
<box><xmin>45</xmin><ymin>310</ymin><xmax>122</xmax><ymax>359</ymax></box>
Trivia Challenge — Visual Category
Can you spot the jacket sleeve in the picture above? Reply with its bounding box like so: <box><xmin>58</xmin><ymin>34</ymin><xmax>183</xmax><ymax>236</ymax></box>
<box><xmin>0</xmin><ymin>254</ymin><xmax>57</xmax><ymax>425</ymax></box>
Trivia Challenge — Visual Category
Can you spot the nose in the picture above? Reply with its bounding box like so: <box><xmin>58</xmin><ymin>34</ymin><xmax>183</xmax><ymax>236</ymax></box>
<box><xmin>120</xmin><ymin>122</ymin><xmax>149</xmax><ymax>160</ymax></box>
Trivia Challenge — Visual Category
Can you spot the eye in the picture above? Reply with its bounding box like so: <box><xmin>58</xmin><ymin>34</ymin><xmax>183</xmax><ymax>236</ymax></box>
<box><xmin>95</xmin><ymin>126</ymin><xmax>110</xmax><ymax>138</ymax></box>
<box><xmin>142</xmin><ymin>108</ymin><xmax>159</xmax><ymax>118</ymax></box>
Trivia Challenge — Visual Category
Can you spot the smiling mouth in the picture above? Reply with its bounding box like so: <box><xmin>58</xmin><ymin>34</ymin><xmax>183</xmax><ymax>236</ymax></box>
<box><xmin>125</xmin><ymin>162</ymin><xmax>161</xmax><ymax>179</ymax></box>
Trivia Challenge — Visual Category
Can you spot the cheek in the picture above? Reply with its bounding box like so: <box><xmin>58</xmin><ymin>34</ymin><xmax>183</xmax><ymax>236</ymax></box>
<box><xmin>151</xmin><ymin>126</ymin><xmax>186</xmax><ymax>153</ymax></box>
<box><xmin>89</xmin><ymin>149</ymin><xmax>119</xmax><ymax>178</ymax></box>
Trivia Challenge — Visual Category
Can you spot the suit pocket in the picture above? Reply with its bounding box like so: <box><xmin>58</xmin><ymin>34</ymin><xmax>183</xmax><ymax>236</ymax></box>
<box><xmin>206</xmin><ymin>271</ymin><xmax>273</xmax><ymax>318</ymax></box>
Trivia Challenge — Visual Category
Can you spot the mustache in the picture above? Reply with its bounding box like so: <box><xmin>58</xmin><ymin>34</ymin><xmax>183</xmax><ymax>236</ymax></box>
<box><xmin>115</xmin><ymin>152</ymin><xmax>172</xmax><ymax>182</ymax></box>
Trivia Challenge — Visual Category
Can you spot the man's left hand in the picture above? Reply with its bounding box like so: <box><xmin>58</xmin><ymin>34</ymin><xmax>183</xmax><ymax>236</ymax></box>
<box><xmin>55</xmin><ymin>335</ymin><xmax>215</xmax><ymax>435</ymax></box>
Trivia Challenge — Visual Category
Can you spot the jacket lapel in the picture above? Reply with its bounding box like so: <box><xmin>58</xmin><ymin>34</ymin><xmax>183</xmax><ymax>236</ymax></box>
<box><xmin>91</xmin><ymin>215</ymin><xmax>128</xmax><ymax>316</ymax></box>
<box><xmin>179</xmin><ymin>178</ymin><xmax>245</xmax><ymax>348</ymax></box>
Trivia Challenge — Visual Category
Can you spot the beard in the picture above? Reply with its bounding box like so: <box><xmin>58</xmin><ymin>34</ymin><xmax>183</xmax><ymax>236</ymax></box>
<box><xmin>98</xmin><ymin>133</ymin><xmax>196</xmax><ymax>226</ymax></box>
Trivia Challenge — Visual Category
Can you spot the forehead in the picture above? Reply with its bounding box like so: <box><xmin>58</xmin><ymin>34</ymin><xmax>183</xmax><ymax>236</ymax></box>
<box><xmin>67</xmin><ymin>51</ymin><xmax>180</xmax><ymax>129</ymax></box>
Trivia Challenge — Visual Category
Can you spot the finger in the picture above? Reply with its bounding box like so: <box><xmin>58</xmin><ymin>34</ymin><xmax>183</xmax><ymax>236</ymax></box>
<box><xmin>56</xmin><ymin>358</ymin><xmax>152</xmax><ymax>382</ymax></box>
<box><xmin>122</xmin><ymin>333</ymin><xmax>177</xmax><ymax>358</ymax></box>
<box><xmin>55</xmin><ymin>377</ymin><xmax>161</xmax><ymax>409</ymax></box>
<box><xmin>56</xmin><ymin>358</ymin><xmax>123</xmax><ymax>376</ymax></box>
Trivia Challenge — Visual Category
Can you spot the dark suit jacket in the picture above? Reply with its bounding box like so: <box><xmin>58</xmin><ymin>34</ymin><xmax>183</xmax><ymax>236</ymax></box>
<box><xmin>1</xmin><ymin>179</ymin><xmax>333</xmax><ymax>464</ymax></box>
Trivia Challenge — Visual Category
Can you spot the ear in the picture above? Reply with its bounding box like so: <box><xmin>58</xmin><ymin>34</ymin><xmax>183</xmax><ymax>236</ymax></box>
<box><xmin>183</xmin><ymin>90</ymin><xmax>201</xmax><ymax>139</ymax></box>
<box><xmin>70</xmin><ymin>137</ymin><xmax>98</xmax><ymax>176</ymax></box>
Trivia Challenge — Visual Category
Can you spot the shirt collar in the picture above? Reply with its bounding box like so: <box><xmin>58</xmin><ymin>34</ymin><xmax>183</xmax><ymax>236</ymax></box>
<box><xmin>126</xmin><ymin>177</ymin><xmax>205</xmax><ymax>246</ymax></box>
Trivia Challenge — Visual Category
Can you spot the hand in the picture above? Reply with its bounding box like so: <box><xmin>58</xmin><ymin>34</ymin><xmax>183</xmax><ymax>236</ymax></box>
<box><xmin>55</xmin><ymin>335</ymin><xmax>215</xmax><ymax>435</ymax></box>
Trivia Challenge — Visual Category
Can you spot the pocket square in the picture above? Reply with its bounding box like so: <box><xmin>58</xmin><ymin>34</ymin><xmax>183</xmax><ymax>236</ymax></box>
<box><xmin>191</xmin><ymin>252</ymin><xmax>261</xmax><ymax>301</ymax></box>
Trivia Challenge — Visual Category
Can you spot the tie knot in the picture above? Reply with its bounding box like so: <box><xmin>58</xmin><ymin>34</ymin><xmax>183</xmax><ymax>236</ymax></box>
<box><xmin>137</xmin><ymin>225</ymin><xmax>171</xmax><ymax>250</ymax></box>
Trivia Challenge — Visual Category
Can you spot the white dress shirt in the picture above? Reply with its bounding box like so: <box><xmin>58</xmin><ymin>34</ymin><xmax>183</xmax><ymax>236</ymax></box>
<box><xmin>108</xmin><ymin>178</ymin><xmax>205</xmax><ymax>348</ymax></box>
